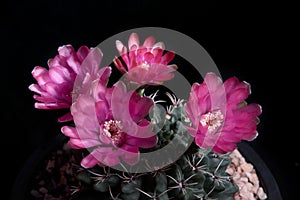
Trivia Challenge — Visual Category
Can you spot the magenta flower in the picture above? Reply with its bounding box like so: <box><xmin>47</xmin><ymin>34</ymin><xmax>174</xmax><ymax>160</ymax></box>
<box><xmin>28</xmin><ymin>45</ymin><xmax>91</xmax><ymax>122</ymax></box>
<box><xmin>61</xmin><ymin>74</ymin><xmax>157</xmax><ymax>168</ymax></box>
<box><xmin>113</xmin><ymin>32</ymin><xmax>177</xmax><ymax>85</ymax></box>
<box><xmin>185</xmin><ymin>72</ymin><xmax>262</xmax><ymax>153</ymax></box>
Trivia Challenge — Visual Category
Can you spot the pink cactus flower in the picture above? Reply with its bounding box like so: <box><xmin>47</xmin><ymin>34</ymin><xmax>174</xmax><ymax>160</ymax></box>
<box><xmin>28</xmin><ymin>45</ymin><xmax>91</xmax><ymax>122</ymax></box>
<box><xmin>113</xmin><ymin>32</ymin><xmax>177</xmax><ymax>85</ymax></box>
<box><xmin>61</xmin><ymin>73</ymin><xmax>157</xmax><ymax>168</ymax></box>
<box><xmin>185</xmin><ymin>72</ymin><xmax>262</xmax><ymax>153</ymax></box>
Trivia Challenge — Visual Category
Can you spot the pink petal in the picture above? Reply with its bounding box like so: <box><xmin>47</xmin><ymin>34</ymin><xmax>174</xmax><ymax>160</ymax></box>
<box><xmin>219</xmin><ymin>131</ymin><xmax>241</xmax><ymax>143</ymax></box>
<box><xmin>58</xmin><ymin>45</ymin><xmax>74</xmax><ymax>57</ymax></box>
<box><xmin>68</xmin><ymin>140</ymin><xmax>84</xmax><ymax>149</ymax></box>
<box><xmin>143</xmin><ymin>52</ymin><xmax>154</xmax><ymax>63</ymax></box>
<box><xmin>152</xmin><ymin>49</ymin><xmax>163</xmax><ymax>63</ymax></box>
<box><xmin>69</xmin><ymin>138</ymin><xmax>100</xmax><ymax>149</ymax></box>
<box><xmin>74</xmin><ymin>47</ymin><xmax>103</xmax><ymax>79</ymax></box>
<box><xmin>81</xmin><ymin>153</ymin><xmax>100</xmax><ymax>168</ymax></box>
<box><xmin>120</xmin><ymin>144</ymin><xmax>139</xmax><ymax>165</ymax></box>
<box><xmin>128</xmin><ymin>51</ymin><xmax>137</xmax><ymax>70</ymax></box>
<box><xmin>58</xmin><ymin>112</ymin><xmax>73</xmax><ymax>122</ymax></box>
<box><xmin>72</xmin><ymin>94</ymin><xmax>94</xmax><ymax>116</ymax></box>
<box><xmin>77</xmin><ymin>45</ymin><xmax>90</xmax><ymax>62</ymax></box>
<box><xmin>213</xmin><ymin>142</ymin><xmax>236</xmax><ymax>154</ymax></box>
<box><xmin>34</xmin><ymin>102</ymin><xmax>70</xmax><ymax>109</ymax></box>
<box><xmin>204</xmin><ymin>72</ymin><xmax>223</xmax><ymax>93</ymax></box>
<box><xmin>33</xmin><ymin>94</ymin><xmax>57</xmax><ymax>103</ymax></box>
<box><xmin>224</xmin><ymin>76</ymin><xmax>240</xmax><ymax>93</ymax></box>
<box><xmin>136</xmin><ymin>48</ymin><xmax>147</xmax><ymax>57</ymax></box>
<box><xmin>195</xmin><ymin>133</ymin><xmax>206</xmax><ymax>148</ymax></box>
<box><xmin>185</xmin><ymin>83</ymin><xmax>211</xmax><ymax>123</ymax></box>
<box><xmin>121</xmin><ymin>144</ymin><xmax>139</xmax><ymax>153</ymax></box>
<box><xmin>239</xmin><ymin>103</ymin><xmax>262</xmax><ymax>116</ymax></box>
<box><xmin>98</xmin><ymin>130</ymin><xmax>112</xmax><ymax>144</ymax></box>
<box><xmin>31</xmin><ymin>66</ymin><xmax>47</xmax><ymax>78</ymax></box>
<box><xmin>214</xmin><ymin>140</ymin><xmax>237</xmax><ymax>153</ymax></box>
<box><xmin>49</xmin><ymin>67</ymin><xmax>69</xmax><ymax>84</ymax></box>
<box><xmin>123</xmin><ymin>153</ymin><xmax>139</xmax><ymax>165</ymax></box>
<box><xmin>126</xmin><ymin>135</ymin><xmax>157</xmax><ymax>148</ymax></box>
<box><xmin>128</xmin><ymin>33</ymin><xmax>140</xmax><ymax>50</ymax></box>
<box><xmin>66</xmin><ymin>54</ymin><xmax>81</xmax><ymax>74</ymax></box>
<box><xmin>99</xmin><ymin>148</ymin><xmax>123</xmax><ymax>166</ymax></box>
<box><xmin>95</xmin><ymin>100</ymin><xmax>109</xmax><ymax>122</ymax></box>
<box><xmin>28</xmin><ymin>84</ymin><xmax>43</xmax><ymax>94</ymax></box>
<box><xmin>43</xmin><ymin>82</ymin><xmax>61</xmax><ymax>97</ymax></box>
<box><xmin>113</xmin><ymin>57</ymin><xmax>127</xmax><ymax>73</ymax></box>
<box><xmin>32</xmin><ymin>66</ymin><xmax>51</xmax><ymax>86</ymax></box>
<box><xmin>116</xmin><ymin>40</ymin><xmax>126</xmax><ymax>55</ymax></box>
<box><xmin>115</xmin><ymin>41</ymin><xmax>129</xmax><ymax>67</ymax></box>
<box><xmin>153</xmin><ymin>42</ymin><xmax>165</xmax><ymax>50</ymax></box>
<box><xmin>98</xmin><ymin>66</ymin><xmax>112</xmax><ymax>85</ymax></box>
<box><xmin>129</xmin><ymin>95</ymin><xmax>154</xmax><ymax>122</ymax></box>
<box><xmin>143</xmin><ymin>36</ymin><xmax>155</xmax><ymax>48</ymax></box>
<box><xmin>71</xmin><ymin>95</ymin><xmax>100</xmax><ymax>133</ymax></box>
<box><xmin>132</xmin><ymin>119</ymin><xmax>156</xmax><ymax>138</ymax></box>
<box><xmin>243</xmin><ymin>130</ymin><xmax>259</xmax><ymax>141</ymax></box>
<box><xmin>68</xmin><ymin>139</ymin><xmax>86</xmax><ymax>149</ymax></box>
<box><xmin>161</xmin><ymin>51</ymin><xmax>175</xmax><ymax>64</ymax></box>
<box><xmin>227</xmin><ymin>85</ymin><xmax>251</xmax><ymax>105</ymax></box>
<box><xmin>61</xmin><ymin>126</ymin><xmax>78</xmax><ymax>138</ymax></box>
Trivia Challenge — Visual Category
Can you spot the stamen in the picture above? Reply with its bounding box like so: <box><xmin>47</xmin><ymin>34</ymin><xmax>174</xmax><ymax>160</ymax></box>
<box><xmin>140</xmin><ymin>61</ymin><xmax>150</xmax><ymax>69</ymax></box>
<box><xmin>103</xmin><ymin>120</ymin><xmax>124</xmax><ymax>146</ymax></box>
<box><xmin>200</xmin><ymin>110</ymin><xmax>224</xmax><ymax>132</ymax></box>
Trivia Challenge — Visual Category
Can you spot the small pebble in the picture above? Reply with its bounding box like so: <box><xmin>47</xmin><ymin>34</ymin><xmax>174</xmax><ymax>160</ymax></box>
<box><xmin>257</xmin><ymin>187</ymin><xmax>268</xmax><ymax>200</ymax></box>
<box><xmin>39</xmin><ymin>187</ymin><xmax>48</xmax><ymax>194</ymax></box>
<box><xmin>30</xmin><ymin>189</ymin><xmax>42</xmax><ymax>198</ymax></box>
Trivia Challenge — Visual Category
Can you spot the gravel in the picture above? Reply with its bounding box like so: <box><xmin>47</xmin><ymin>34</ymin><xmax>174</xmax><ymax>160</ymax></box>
<box><xmin>227</xmin><ymin>149</ymin><xmax>268</xmax><ymax>200</ymax></box>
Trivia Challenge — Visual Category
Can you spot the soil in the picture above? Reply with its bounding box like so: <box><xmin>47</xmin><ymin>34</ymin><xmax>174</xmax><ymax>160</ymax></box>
<box><xmin>27</xmin><ymin>143</ymin><xmax>83</xmax><ymax>200</ymax></box>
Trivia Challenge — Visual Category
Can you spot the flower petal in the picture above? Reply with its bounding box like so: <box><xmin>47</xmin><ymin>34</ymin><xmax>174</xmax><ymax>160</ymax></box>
<box><xmin>58</xmin><ymin>113</ymin><xmax>73</xmax><ymax>122</ymax></box>
<box><xmin>61</xmin><ymin>126</ymin><xmax>79</xmax><ymax>138</ymax></box>
<box><xmin>128</xmin><ymin>33</ymin><xmax>140</xmax><ymax>50</ymax></box>
<box><xmin>143</xmin><ymin>36</ymin><xmax>155</xmax><ymax>48</ymax></box>
<box><xmin>126</xmin><ymin>135</ymin><xmax>157</xmax><ymax>148</ymax></box>
<box><xmin>81</xmin><ymin>153</ymin><xmax>100</xmax><ymax>168</ymax></box>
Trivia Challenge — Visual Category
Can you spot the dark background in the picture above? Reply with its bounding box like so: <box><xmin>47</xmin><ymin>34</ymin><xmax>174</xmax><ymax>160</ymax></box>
<box><xmin>1</xmin><ymin>0</ymin><xmax>298</xmax><ymax>199</ymax></box>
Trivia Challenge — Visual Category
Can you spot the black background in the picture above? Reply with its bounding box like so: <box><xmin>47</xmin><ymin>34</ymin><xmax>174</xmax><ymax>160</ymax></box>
<box><xmin>2</xmin><ymin>0</ymin><xmax>298</xmax><ymax>199</ymax></box>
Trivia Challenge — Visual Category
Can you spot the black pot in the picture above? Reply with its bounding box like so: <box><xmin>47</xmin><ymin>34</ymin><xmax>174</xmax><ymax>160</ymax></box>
<box><xmin>10</xmin><ymin>134</ymin><xmax>282</xmax><ymax>200</ymax></box>
<box><xmin>10</xmin><ymin>134</ymin><xmax>69</xmax><ymax>200</ymax></box>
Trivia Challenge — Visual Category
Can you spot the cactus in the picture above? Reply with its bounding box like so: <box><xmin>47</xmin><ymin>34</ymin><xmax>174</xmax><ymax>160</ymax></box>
<box><xmin>28</xmin><ymin>33</ymin><xmax>262</xmax><ymax>200</ymax></box>
<box><xmin>71</xmin><ymin>102</ymin><xmax>239</xmax><ymax>200</ymax></box>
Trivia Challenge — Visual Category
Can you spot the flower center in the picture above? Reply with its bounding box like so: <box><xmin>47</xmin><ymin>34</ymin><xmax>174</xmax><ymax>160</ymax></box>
<box><xmin>103</xmin><ymin>120</ymin><xmax>124</xmax><ymax>146</ymax></box>
<box><xmin>140</xmin><ymin>61</ymin><xmax>150</xmax><ymax>69</ymax></box>
<box><xmin>200</xmin><ymin>110</ymin><xmax>224</xmax><ymax>132</ymax></box>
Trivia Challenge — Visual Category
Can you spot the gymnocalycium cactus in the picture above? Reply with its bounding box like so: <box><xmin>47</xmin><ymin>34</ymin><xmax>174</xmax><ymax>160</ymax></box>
<box><xmin>29</xmin><ymin>31</ymin><xmax>262</xmax><ymax>200</ymax></box>
<box><xmin>74</xmin><ymin>102</ymin><xmax>239</xmax><ymax>200</ymax></box>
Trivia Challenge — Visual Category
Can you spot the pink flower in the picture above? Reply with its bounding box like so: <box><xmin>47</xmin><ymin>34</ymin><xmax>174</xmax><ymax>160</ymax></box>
<box><xmin>185</xmin><ymin>72</ymin><xmax>262</xmax><ymax>153</ymax></box>
<box><xmin>113</xmin><ymin>33</ymin><xmax>177</xmax><ymax>85</ymax></box>
<box><xmin>28</xmin><ymin>45</ymin><xmax>91</xmax><ymax>122</ymax></box>
<box><xmin>61</xmin><ymin>75</ymin><xmax>157</xmax><ymax>168</ymax></box>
